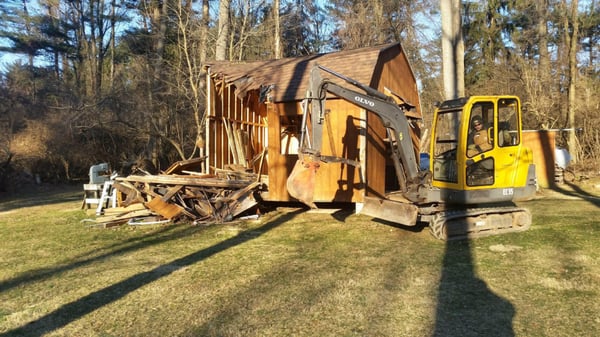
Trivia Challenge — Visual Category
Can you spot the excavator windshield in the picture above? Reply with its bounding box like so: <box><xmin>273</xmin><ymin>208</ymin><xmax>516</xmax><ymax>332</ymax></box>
<box><xmin>432</xmin><ymin>108</ymin><xmax>462</xmax><ymax>183</ymax></box>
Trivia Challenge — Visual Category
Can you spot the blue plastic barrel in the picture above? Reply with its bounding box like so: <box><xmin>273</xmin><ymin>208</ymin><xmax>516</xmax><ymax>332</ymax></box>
<box><xmin>419</xmin><ymin>153</ymin><xmax>430</xmax><ymax>171</ymax></box>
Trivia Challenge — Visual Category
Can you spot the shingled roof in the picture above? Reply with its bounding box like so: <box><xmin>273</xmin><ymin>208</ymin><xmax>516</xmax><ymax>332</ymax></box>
<box><xmin>205</xmin><ymin>43</ymin><xmax>403</xmax><ymax>103</ymax></box>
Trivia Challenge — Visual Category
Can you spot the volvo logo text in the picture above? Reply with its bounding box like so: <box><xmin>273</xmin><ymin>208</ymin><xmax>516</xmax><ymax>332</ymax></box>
<box><xmin>354</xmin><ymin>96</ymin><xmax>375</xmax><ymax>107</ymax></box>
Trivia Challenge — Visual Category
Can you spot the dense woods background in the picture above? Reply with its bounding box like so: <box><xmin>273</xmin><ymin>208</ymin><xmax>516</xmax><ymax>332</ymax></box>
<box><xmin>0</xmin><ymin>0</ymin><xmax>598</xmax><ymax>191</ymax></box>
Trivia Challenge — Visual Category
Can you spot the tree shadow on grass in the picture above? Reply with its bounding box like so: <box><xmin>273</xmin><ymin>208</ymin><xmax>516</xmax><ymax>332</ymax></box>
<box><xmin>0</xmin><ymin>210</ymin><xmax>302</xmax><ymax>337</ymax></box>
<box><xmin>433</xmin><ymin>237</ymin><xmax>515</xmax><ymax>337</ymax></box>
<box><xmin>0</xmin><ymin>225</ymin><xmax>196</xmax><ymax>293</ymax></box>
<box><xmin>549</xmin><ymin>179</ymin><xmax>600</xmax><ymax>208</ymax></box>
<box><xmin>0</xmin><ymin>184</ymin><xmax>83</xmax><ymax>212</ymax></box>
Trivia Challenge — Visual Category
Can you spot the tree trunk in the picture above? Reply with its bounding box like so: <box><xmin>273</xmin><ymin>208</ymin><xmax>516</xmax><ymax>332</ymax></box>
<box><xmin>89</xmin><ymin>0</ymin><xmax>99</xmax><ymax>95</ymax></box>
<box><xmin>74</xmin><ymin>1</ymin><xmax>91</xmax><ymax>96</ymax></box>
<box><xmin>441</xmin><ymin>0</ymin><xmax>464</xmax><ymax>100</ymax></box>
<box><xmin>215</xmin><ymin>0</ymin><xmax>231</xmax><ymax>61</ymax></box>
<box><xmin>274</xmin><ymin>0</ymin><xmax>282</xmax><ymax>59</ymax></box>
<box><xmin>21</xmin><ymin>0</ymin><xmax>35</xmax><ymax>67</ymax></box>
<box><xmin>110</xmin><ymin>0</ymin><xmax>116</xmax><ymax>86</ymax></box>
<box><xmin>566</xmin><ymin>0</ymin><xmax>580</xmax><ymax>163</ymax></box>
<box><xmin>200</xmin><ymin>0</ymin><xmax>210</xmax><ymax>63</ymax></box>
<box><xmin>588</xmin><ymin>0</ymin><xmax>596</xmax><ymax>67</ymax></box>
<box><xmin>145</xmin><ymin>0</ymin><xmax>169</xmax><ymax>169</ymax></box>
<box><xmin>95</xmin><ymin>0</ymin><xmax>105</xmax><ymax>95</ymax></box>
<box><xmin>537</xmin><ymin>0</ymin><xmax>550</xmax><ymax>80</ymax></box>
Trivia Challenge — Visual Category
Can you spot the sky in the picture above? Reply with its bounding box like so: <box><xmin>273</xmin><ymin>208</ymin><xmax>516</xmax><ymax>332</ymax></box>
<box><xmin>0</xmin><ymin>0</ymin><xmax>595</xmax><ymax>71</ymax></box>
<box><xmin>0</xmin><ymin>0</ymin><xmax>435</xmax><ymax>70</ymax></box>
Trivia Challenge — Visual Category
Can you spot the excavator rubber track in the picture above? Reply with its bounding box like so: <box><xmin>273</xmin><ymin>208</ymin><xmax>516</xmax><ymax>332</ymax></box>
<box><xmin>428</xmin><ymin>206</ymin><xmax>532</xmax><ymax>241</ymax></box>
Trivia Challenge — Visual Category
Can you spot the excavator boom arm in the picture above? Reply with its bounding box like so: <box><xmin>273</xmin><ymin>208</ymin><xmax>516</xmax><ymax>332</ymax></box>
<box><xmin>306</xmin><ymin>64</ymin><xmax>419</xmax><ymax>182</ymax></box>
<box><xmin>286</xmin><ymin>64</ymin><xmax>419</xmax><ymax>207</ymax></box>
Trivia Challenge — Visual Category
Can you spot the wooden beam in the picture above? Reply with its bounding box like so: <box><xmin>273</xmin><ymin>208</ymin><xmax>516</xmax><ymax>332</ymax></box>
<box><xmin>116</xmin><ymin>175</ymin><xmax>252</xmax><ymax>188</ymax></box>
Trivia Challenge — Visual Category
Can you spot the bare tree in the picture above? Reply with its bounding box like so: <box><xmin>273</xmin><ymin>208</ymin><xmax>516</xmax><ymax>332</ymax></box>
<box><xmin>327</xmin><ymin>0</ymin><xmax>387</xmax><ymax>49</ymax></box>
<box><xmin>170</xmin><ymin>0</ymin><xmax>206</xmax><ymax>160</ymax></box>
<box><xmin>564</xmin><ymin>0</ymin><xmax>580</xmax><ymax>162</ymax></box>
<box><xmin>537</xmin><ymin>0</ymin><xmax>550</xmax><ymax>81</ymax></box>
<box><xmin>200</xmin><ymin>0</ymin><xmax>210</xmax><ymax>63</ymax></box>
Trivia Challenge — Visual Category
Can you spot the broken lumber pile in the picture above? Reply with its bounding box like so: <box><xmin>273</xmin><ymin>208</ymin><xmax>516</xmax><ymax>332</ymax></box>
<box><xmin>84</xmin><ymin>203</ymin><xmax>154</xmax><ymax>228</ymax></box>
<box><xmin>95</xmin><ymin>157</ymin><xmax>265</xmax><ymax>227</ymax></box>
<box><xmin>114</xmin><ymin>174</ymin><xmax>262</xmax><ymax>222</ymax></box>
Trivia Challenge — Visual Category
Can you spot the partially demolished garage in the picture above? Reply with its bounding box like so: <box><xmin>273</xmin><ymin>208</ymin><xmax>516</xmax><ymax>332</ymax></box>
<box><xmin>90</xmin><ymin>43</ymin><xmax>422</xmax><ymax>227</ymax></box>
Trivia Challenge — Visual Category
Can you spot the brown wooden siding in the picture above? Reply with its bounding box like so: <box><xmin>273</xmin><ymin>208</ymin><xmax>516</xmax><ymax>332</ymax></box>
<box><xmin>310</xmin><ymin>99</ymin><xmax>364</xmax><ymax>202</ymax></box>
<box><xmin>265</xmin><ymin>99</ymin><xmax>364</xmax><ymax>202</ymax></box>
<box><xmin>522</xmin><ymin>130</ymin><xmax>557</xmax><ymax>188</ymax></box>
<box><xmin>365</xmin><ymin>110</ymin><xmax>387</xmax><ymax>198</ymax></box>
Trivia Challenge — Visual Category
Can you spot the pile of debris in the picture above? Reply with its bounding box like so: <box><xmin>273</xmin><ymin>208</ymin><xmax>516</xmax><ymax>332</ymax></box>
<box><xmin>90</xmin><ymin>158</ymin><xmax>265</xmax><ymax>227</ymax></box>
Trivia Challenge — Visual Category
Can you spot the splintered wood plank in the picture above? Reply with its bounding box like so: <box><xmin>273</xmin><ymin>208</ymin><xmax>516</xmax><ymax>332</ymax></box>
<box><xmin>145</xmin><ymin>197</ymin><xmax>184</xmax><ymax>219</ymax></box>
<box><xmin>162</xmin><ymin>185</ymin><xmax>184</xmax><ymax>200</ymax></box>
<box><xmin>117</xmin><ymin>175</ymin><xmax>252</xmax><ymax>188</ymax></box>
<box><xmin>112</xmin><ymin>180</ymin><xmax>144</xmax><ymax>206</ymax></box>
<box><xmin>101</xmin><ymin>203</ymin><xmax>147</xmax><ymax>216</ymax></box>
<box><xmin>163</xmin><ymin>157</ymin><xmax>206</xmax><ymax>175</ymax></box>
<box><xmin>92</xmin><ymin>205</ymin><xmax>155</xmax><ymax>228</ymax></box>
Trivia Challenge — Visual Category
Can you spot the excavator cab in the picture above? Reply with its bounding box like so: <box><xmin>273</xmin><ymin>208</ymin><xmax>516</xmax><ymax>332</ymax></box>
<box><xmin>430</xmin><ymin>96</ymin><xmax>536</xmax><ymax>204</ymax></box>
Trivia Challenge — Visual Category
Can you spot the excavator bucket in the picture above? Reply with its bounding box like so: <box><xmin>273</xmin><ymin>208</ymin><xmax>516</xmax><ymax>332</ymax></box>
<box><xmin>286</xmin><ymin>155</ymin><xmax>320</xmax><ymax>209</ymax></box>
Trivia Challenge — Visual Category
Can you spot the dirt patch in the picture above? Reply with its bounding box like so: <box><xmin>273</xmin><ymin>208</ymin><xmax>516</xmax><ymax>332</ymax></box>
<box><xmin>489</xmin><ymin>244</ymin><xmax>523</xmax><ymax>253</ymax></box>
<box><xmin>534</xmin><ymin>173</ymin><xmax>600</xmax><ymax>201</ymax></box>
<box><xmin>539</xmin><ymin>277</ymin><xmax>579</xmax><ymax>291</ymax></box>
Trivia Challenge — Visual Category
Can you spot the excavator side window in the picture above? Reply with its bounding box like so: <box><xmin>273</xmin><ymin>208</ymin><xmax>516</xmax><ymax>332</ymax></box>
<box><xmin>467</xmin><ymin>102</ymin><xmax>494</xmax><ymax>157</ymax></box>
<box><xmin>498</xmin><ymin>99</ymin><xmax>520</xmax><ymax>147</ymax></box>
<box><xmin>466</xmin><ymin>101</ymin><xmax>495</xmax><ymax>186</ymax></box>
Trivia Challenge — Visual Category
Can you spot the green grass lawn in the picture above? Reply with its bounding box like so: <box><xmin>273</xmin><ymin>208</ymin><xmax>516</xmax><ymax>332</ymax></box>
<box><xmin>0</xmin><ymin>183</ymin><xmax>599</xmax><ymax>337</ymax></box>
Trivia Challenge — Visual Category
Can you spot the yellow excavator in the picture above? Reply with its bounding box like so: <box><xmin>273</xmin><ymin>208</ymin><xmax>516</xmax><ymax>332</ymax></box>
<box><xmin>287</xmin><ymin>64</ymin><xmax>537</xmax><ymax>240</ymax></box>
